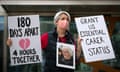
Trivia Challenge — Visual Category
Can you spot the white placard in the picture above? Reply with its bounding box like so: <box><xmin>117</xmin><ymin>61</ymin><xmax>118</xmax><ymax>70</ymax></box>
<box><xmin>75</xmin><ymin>15</ymin><xmax>115</xmax><ymax>62</ymax></box>
<box><xmin>56</xmin><ymin>42</ymin><xmax>75</xmax><ymax>69</ymax></box>
<box><xmin>8</xmin><ymin>15</ymin><xmax>42</xmax><ymax>66</ymax></box>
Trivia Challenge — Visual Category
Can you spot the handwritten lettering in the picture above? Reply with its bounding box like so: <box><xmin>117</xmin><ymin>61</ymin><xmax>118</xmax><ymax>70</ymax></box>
<box><xmin>80</xmin><ymin>17</ymin><xmax>98</xmax><ymax>24</ymax></box>
<box><xmin>88</xmin><ymin>46</ymin><xmax>110</xmax><ymax>56</ymax></box>
<box><xmin>85</xmin><ymin>36</ymin><xmax>104</xmax><ymax>45</ymax></box>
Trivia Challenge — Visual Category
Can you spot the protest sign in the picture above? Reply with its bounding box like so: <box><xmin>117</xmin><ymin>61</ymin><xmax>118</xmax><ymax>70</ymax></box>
<box><xmin>75</xmin><ymin>15</ymin><xmax>115</xmax><ymax>62</ymax></box>
<box><xmin>8</xmin><ymin>15</ymin><xmax>42</xmax><ymax>65</ymax></box>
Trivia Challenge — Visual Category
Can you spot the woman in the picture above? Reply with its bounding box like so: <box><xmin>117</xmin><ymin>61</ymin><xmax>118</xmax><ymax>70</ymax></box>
<box><xmin>7</xmin><ymin>11</ymin><xmax>82</xmax><ymax>72</ymax></box>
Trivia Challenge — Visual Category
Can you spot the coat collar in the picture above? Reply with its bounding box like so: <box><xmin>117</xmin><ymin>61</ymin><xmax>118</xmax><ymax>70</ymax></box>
<box><xmin>52</xmin><ymin>27</ymin><xmax>72</xmax><ymax>38</ymax></box>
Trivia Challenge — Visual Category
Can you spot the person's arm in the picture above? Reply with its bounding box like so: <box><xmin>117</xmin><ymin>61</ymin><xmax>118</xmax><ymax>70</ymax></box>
<box><xmin>41</xmin><ymin>32</ymin><xmax>48</xmax><ymax>49</ymax></box>
<box><xmin>6</xmin><ymin>32</ymin><xmax>48</xmax><ymax>49</ymax></box>
<box><xmin>76</xmin><ymin>37</ymin><xmax>82</xmax><ymax>59</ymax></box>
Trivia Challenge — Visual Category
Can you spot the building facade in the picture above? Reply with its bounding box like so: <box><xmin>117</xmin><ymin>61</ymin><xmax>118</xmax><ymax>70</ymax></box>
<box><xmin>0</xmin><ymin>0</ymin><xmax>120</xmax><ymax>72</ymax></box>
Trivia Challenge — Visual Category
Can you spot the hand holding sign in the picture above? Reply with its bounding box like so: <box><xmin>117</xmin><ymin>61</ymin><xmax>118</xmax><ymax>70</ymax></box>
<box><xmin>75</xmin><ymin>15</ymin><xmax>115</xmax><ymax>62</ymax></box>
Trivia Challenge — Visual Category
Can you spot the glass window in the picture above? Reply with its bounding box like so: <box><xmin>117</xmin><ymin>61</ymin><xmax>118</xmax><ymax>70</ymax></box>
<box><xmin>102</xmin><ymin>21</ymin><xmax>120</xmax><ymax>72</ymax></box>
<box><xmin>40</xmin><ymin>16</ymin><xmax>55</xmax><ymax>34</ymax></box>
<box><xmin>111</xmin><ymin>22</ymin><xmax>120</xmax><ymax>70</ymax></box>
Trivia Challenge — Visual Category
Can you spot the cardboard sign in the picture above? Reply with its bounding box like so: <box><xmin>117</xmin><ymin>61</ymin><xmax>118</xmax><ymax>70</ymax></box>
<box><xmin>75</xmin><ymin>15</ymin><xmax>115</xmax><ymax>62</ymax></box>
<box><xmin>8</xmin><ymin>15</ymin><xmax>42</xmax><ymax>65</ymax></box>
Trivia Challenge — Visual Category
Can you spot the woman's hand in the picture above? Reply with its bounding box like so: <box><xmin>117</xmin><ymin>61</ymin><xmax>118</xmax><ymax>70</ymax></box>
<box><xmin>6</xmin><ymin>38</ymin><xmax>12</xmax><ymax>47</ymax></box>
<box><xmin>77</xmin><ymin>37</ymin><xmax>82</xmax><ymax>58</ymax></box>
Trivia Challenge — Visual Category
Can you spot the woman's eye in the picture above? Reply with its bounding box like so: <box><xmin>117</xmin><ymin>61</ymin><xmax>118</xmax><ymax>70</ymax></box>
<box><xmin>61</xmin><ymin>18</ymin><xmax>65</xmax><ymax>20</ymax></box>
<box><xmin>61</xmin><ymin>17</ymin><xmax>69</xmax><ymax>21</ymax></box>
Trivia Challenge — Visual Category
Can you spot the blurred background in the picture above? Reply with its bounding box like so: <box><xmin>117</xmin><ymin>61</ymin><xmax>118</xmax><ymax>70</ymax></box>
<box><xmin>0</xmin><ymin>0</ymin><xmax>120</xmax><ymax>72</ymax></box>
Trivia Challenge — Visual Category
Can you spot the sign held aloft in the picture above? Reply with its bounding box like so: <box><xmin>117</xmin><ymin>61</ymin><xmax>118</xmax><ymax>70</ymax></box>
<box><xmin>8</xmin><ymin>15</ymin><xmax>42</xmax><ymax>66</ymax></box>
<box><xmin>75</xmin><ymin>15</ymin><xmax>115</xmax><ymax>63</ymax></box>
